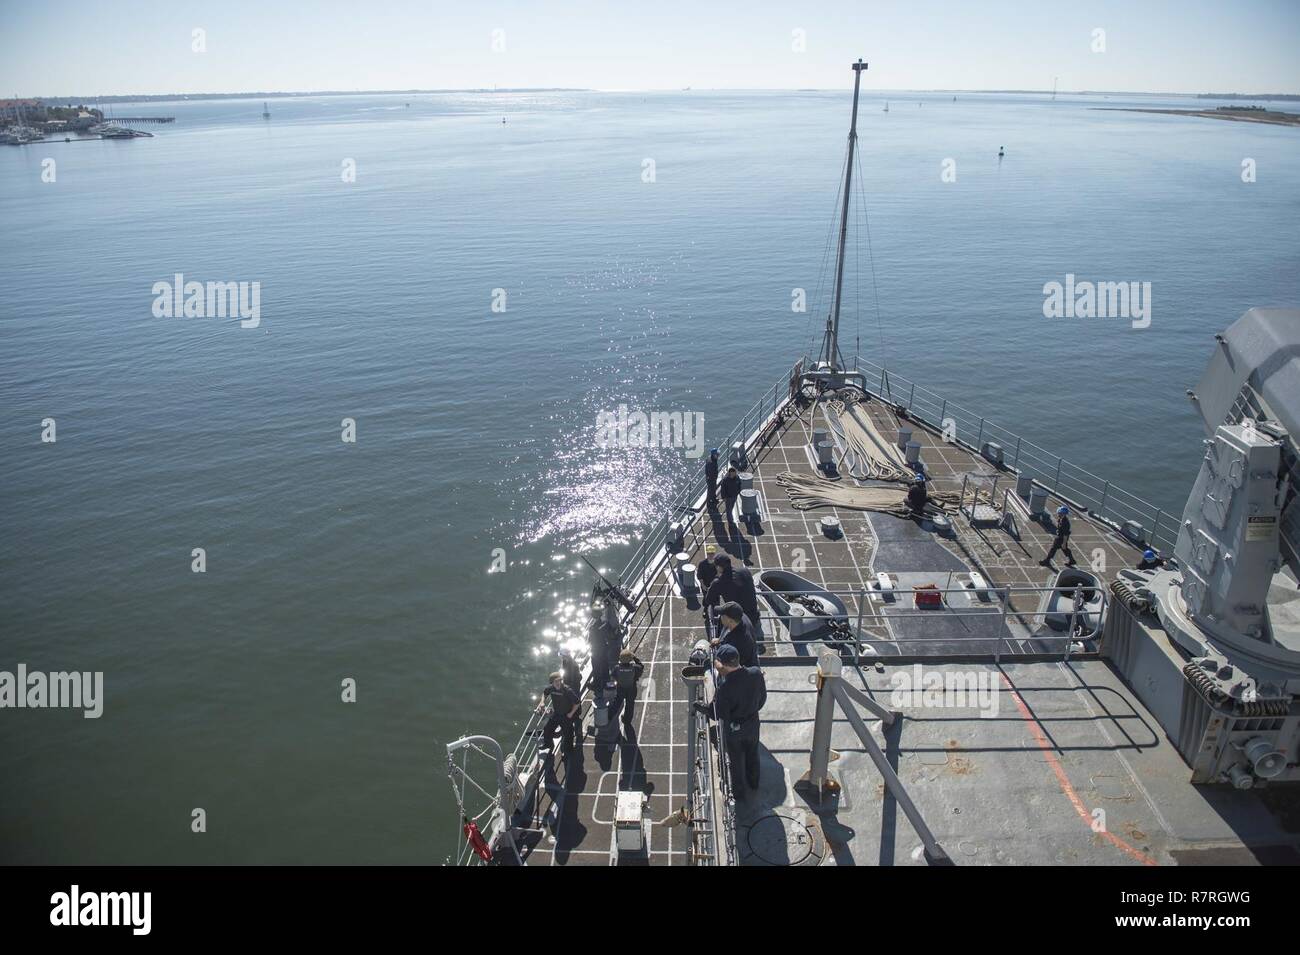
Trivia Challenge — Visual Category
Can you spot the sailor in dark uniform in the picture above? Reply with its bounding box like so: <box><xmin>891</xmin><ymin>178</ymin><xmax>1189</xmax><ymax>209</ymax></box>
<box><xmin>559</xmin><ymin>650</ymin><xmax>581</xmax><ymax>696</ymax></box>
<box><xmin>712</xmin><ymin>602</ymin><xmax>759</xmax><ymax>668</ymax></box>
<box><xmin>697</xmin><ymin>644</ymin><xmax>766</xmax><ymax>798</ymax></box>
<box><xmin>703</xmin><ymin>554</ymin><xmax>739</xmax><ymax>633</ymax></box>
<box><xmin>696</xmin><ymin>544</ymin><xmax>718</xmax><ymax>593</ymax></box>
<box><xmin>611</xmin><ymin>648</ymin><xmax>645</xmax><ymax>728</ymax></box>
<box><xmin>704</xmin><ymin>554</ymin><xmax>764</xmax><ymax>646</ymax></box>
<box><xmin>906</xmin><ymin>474</ymin><xmax>929</xmax><ymax>516</ymax></box>
<box><xmin>719</xmin><ymin>466</ymin><xmax>742</xmax><ymax>519</ymax></box>
<box><xmin>705</xmin><ymin>449</ymin><xmax>720</xmax><ymax>509</ymax></box>
<box><xmin>586</xmin><ymin>603</ymin><xmax>620</xmax><ymax>690</ymax></box>
<box><xmin>537</xmin><ymin>672</ymin><xmax>582</xmax><ymax>756</ymax></box>
<box><xmin>1136</xmin><ymin>548</ymin><xmax>1165</xmax><ymax>571</ymax></box>
<box><xmin>1041</xmin><ymin>505</ymin><xmax>1076</xmax><ymax>567</ymax></box>
<box><xmin>729</xmin><ymin>559</ymin><xmax>764</xmax><ymax>649</ymax></box>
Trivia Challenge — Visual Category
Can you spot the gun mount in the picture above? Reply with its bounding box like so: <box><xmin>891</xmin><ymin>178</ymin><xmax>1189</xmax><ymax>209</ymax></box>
<box><xmin>1105</xmin><ymin>308</ymin><xmax>1300</xmax><ymax>787</ymax></box>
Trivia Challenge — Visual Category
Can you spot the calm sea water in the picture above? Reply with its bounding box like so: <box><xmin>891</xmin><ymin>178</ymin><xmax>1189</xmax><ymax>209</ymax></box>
<box><xmin>2</xmin><ymin>90</ymin><xmax>1297</xmax><ymax>863</ymax></box>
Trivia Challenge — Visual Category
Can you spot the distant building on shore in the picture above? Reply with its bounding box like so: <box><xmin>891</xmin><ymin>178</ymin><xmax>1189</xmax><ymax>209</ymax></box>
<box><xmin>0</xmin><ymin>98</ymin><xmax>47</xmax><ymax>123</ymax></box>
<box><xmin>1</xmin><ymin>100</ymin><xmax>102</xmax><ymax>131</ymax></box>
<box><xmin>47</xmin><ymin>107</ymin><xmax>102</xmax><ymax>130</ymax></box>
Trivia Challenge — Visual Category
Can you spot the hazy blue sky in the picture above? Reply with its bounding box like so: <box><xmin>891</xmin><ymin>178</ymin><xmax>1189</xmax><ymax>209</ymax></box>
<box><xmin>3</xmin><ymin>0</ymin><xmax>1298</xmax><ymax>97</ymax></box>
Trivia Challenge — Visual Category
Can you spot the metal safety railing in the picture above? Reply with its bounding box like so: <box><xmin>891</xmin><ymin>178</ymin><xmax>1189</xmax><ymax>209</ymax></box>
<box><xmin>682</xmin><ymin>662</ymin><xmax>738</xmax><ymax>866</ymax></box>
<box><xmin>617</xmin><ymin>365</ymin><xmax>803</xmax><ymax>582</ymax></box>
<box><xmin>742</xmin><ymin>580</ymin><xmax>1107</xmax><ymax>665</ymax></box>
<box><xmin>672</xmin><ymin>576</ymin><xmax>1100</xmax><ymax>867</ymax></box>
<box><xmin>617</xmin><ymin>354</ymin><xmax>1170</xmax><ymax>647</ymax></box>
<box><xmin>616</xmin><ymin>365</ymin><xmax>798</xmax><ymax>648</ymax></box>
<box><xmin>845</xmin><ymin>356</ymin><xmax>1180</xmax><ymax>554</ymax></box>
<box><xmin>448</xmin><ymin>690</ymin><xmax>586</xmax><ymax>866</ymax></box>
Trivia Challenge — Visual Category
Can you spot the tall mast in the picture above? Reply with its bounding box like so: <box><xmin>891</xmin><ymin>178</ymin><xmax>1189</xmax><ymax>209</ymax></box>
<box><xmin>822</xmin><ymin>59</ymin><xmax>867</xmax><ymax>373</ymax></box>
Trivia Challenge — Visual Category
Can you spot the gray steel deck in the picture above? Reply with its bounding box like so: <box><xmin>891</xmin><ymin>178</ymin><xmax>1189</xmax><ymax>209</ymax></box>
<box><xmin>516</xmin><ymin>394</ymin><xmax>1300</xmax><ymax>865</ymax></box>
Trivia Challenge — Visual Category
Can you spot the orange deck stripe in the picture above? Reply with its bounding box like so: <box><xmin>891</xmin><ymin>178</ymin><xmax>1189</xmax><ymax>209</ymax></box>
<box><xmin>999</xmin><ymin>672</ymin><xmax>1157</xmax><ymax>866</ymax></box>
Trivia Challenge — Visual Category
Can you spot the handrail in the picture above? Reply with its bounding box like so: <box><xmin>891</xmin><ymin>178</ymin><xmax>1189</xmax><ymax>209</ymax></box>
<box><xmin>683</xmin><ymin>660</ymin><xmax>739</xmax><ymax>866</ymax></box>
<box><xmin>613</xmin><ymin>370</ymin><xmax>793</xmax><ymax>595</ymax></box>
<box><xmin>838</xmin><ymin>355</ymin><xmax>1180</xmax><ymax>553</ymax></box>
<box><xmin>754</xmin><ymin>584</ymin><xmax>1102</xmax><ymax>595</ymax></box>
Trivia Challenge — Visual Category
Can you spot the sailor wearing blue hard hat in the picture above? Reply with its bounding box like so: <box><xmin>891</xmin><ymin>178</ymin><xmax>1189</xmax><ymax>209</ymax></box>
<box><xmin>1137</xmin><ymin>548</ymin><xmax>1165</xmax><ymax>571</ymax></box>
<box><xmin>1040</xmin><ymin>504</ymin><xmax>1076</xmax><ymax>567</ymax></box>
<box><xmin>906</xmin><ymin>470</ymin><xmax>929</xmax><ymax>515</ymax></box>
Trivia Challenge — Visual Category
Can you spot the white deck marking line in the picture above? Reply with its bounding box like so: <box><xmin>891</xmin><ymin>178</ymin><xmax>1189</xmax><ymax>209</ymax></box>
<box><xmin>797</xmin><ymin>412</ymin><xmax>837</xmax><ymax>598</ymax></box>
<box><xmin>579</xmin><ymin>771</ymin><xmax>687</xmax><ymax>780</ymax></box>
<box><xmin>623</xmin><ymin>571</ymin><xmax>673</xmax><ymax>864</ymax></box>
<box><xmin>747</xmin><ymin>422</ymin><xmax>773</xmax><ymax>641</ymax></box>
<box><xmin>540</xmin><ymin>849</ymin><xmax>679</xmax><ymax>857</ymax></box>
<box><xmin>621</xmin><ymin>565</ymin><xmax>687</xmax><ymax>861</ymax></box>
<box><xmin>668</xmin><ymin>581</ymin><xmax>682</xmax><ymax>862</ymax></box>
<box><xmin>776</xmin><ymin>418</ymin><xmax>836</xmax><ymax>653</ymax></box>
<box><xmin>789</xmin><ymin>409</ymin><xmax>837</xmax><ymax>643</ymax></box>
<box><xmin>692</xmin><ymin>526</ymin><xmax>904</xmax><ymax>540</ymax></box>
<box><xmin>565</xmin><ymin>576</ymin><xmax>670</xmax><ymax>868</ymax></box>
<box><xmin>613</xmin><ymin>697</ymin><xmax>693</xmax><ymax>704</ymax></box>
<box><xmin>589</xmin><ymin>770</ymin><xmax>684</xmax><ymax>823</ymax></box>
<box><xmin>804</xmin><ymin>404</ymin><xmax>893</xmax><ymax>652</ymax></box>
<box><xmin>591</xmin><ymin>771</ymin><xmax>624</xmax><ymax>826</ymax></box>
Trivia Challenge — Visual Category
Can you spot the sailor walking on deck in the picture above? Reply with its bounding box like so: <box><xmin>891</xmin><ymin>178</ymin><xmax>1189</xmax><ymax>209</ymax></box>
<box><xmin>1041</xmin><ymin>505</ymin><xmax>1076</xmax><ymax>567</ymax></box>
<box><xmin>705</xmin><ymin>448</ymin><xmax>720</xmax><ymax>509</ymax></box>
<box><xmin>697</xmin><ymin>643</ymin><xmax>767</xmax><ymax>798</ymax></box>
<box><xmin>538</xmin><ymin>672</ymin><xmax>582</xmax><ymax>756</ymax></box>
<box><xmin>611</xmin><ymin>648</ymin><xmax>644</xmax><ymax>728</ymax></box>
<box><xmin>712</xmin><ymin>602</ymin><xmax>759</xmax><ymax>668</ymax></box>
<box><xmin>719</xmin><ymin>466</ymin><xmax>741</xmax><ymax>520</ymax></box>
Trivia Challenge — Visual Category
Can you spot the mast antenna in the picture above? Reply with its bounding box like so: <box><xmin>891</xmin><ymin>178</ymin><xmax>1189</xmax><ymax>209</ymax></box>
<box><xmin>821</xmin><ymin>59</ymin><xmax>867</xmax><ymax>374</ymax></box>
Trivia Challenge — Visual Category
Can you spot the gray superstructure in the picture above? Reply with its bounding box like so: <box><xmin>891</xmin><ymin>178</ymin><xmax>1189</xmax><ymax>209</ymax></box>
<box><xmin>1106</xmin><ymin>307</ymin><xmax>1300</xmax><ymax>789</ymax></box>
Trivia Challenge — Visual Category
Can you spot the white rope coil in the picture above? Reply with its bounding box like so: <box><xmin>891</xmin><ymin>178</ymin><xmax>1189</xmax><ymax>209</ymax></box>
<box><xmin>829</xmin><ymin>398</ymin><xmax>912</xmax><ymax>483</ymax></box>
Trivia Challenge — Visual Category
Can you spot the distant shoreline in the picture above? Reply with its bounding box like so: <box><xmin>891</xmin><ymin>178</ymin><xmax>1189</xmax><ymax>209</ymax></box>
<box><xmin>1098</xmin><ymin>107</ymin><xmax>1300</xmax><ymax>127</ymax></box>
<box><xmin>25</xmin><ymin>88</ymin><xmax>1300</xmax><ymax>105</ymax></box>
<box><xmin>29</xmin><ymin>88</ymin><xmax>593</xmax><ymax>105</ymax></box>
